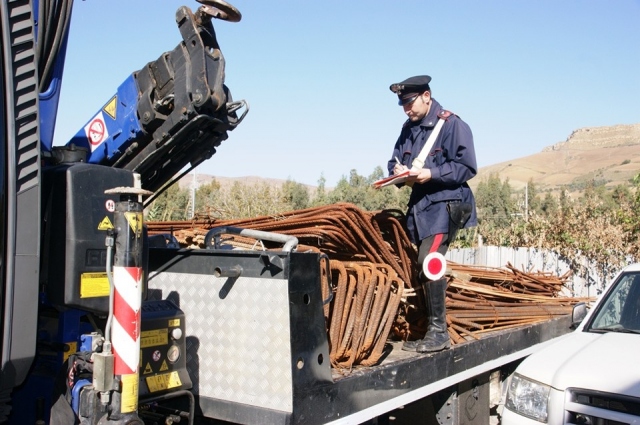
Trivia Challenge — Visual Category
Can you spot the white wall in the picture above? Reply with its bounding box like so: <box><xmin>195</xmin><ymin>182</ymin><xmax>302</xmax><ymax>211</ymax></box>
<box><xmin>446</xmin><ymin>246</ymin><xmax>617</xmax><ymax>298</ymax></box>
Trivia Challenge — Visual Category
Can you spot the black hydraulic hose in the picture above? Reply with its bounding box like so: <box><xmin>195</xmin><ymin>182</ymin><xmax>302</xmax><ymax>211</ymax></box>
<box><xmin>143</xmin><ymin>163</ymin><xmax>196</xmax><ymax>208</ymax></box>
<box><xmin>37</xmin><ymin>0</ymin><xmax>73</xmax><ymax>92</ymax></box>
<box><xmin>140</xmin><ymin>390</ymin><xmax>195</xmax><ymax>425</ymax></box>
<box><xmin>39</xmin><ymin>0</ymin><xmax>70</xmax><ymax>87</ymax></box>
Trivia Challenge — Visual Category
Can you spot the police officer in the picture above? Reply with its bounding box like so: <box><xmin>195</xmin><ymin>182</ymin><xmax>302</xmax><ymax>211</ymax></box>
<box><xmin>387</xmin><ymin>75</ymin><xmax>477</xmax><ymax>353</ymax></box>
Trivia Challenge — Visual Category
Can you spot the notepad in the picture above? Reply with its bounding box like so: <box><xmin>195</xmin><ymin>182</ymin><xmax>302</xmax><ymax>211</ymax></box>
<box><xmin>372</xmin><ymin>170</ymin><xmax>419</xmax><ymax>188</ymax></box>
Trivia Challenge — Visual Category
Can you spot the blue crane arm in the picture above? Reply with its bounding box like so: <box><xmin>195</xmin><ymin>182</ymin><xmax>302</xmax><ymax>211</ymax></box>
<box><xmin>53</xmin><ymin>3</ymin><xmax>247</xmax><ymax>193</ymax></box>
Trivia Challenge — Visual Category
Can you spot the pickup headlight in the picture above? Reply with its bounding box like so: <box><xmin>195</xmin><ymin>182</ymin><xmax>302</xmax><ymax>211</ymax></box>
<box><xmin>505</xmin><ymin>373</ymin><xmax>550</xmax><ymax>422</ymax></box>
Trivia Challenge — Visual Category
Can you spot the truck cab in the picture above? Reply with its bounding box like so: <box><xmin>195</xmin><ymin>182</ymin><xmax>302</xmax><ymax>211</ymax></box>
<box><xmin>503</xmin><ymin>263</ymin><xmax>640</xmax><ymax>425</ymax></box>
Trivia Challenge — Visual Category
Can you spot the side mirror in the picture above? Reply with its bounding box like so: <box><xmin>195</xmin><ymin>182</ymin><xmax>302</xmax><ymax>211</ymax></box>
<box><xmin>571</xmin><ymin>302</ymin><xmax>588</xmax><ymax>329</ymax></box>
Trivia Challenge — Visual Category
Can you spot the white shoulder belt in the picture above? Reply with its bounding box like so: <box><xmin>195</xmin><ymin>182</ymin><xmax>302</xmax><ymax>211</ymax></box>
<box><xmin>411</xmin><ymin>117</ymin><xmax>446</xmax><ymax>171</ymax></box>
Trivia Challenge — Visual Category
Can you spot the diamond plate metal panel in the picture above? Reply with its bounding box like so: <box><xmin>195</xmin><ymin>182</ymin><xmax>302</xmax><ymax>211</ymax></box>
<box><xmin>148</xmin><ymin>271</ymin><xmax>293</xmax><ymax>412</ymax></box>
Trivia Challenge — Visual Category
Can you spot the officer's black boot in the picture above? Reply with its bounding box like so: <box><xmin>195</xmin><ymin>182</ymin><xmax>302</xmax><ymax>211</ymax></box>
<box><xmin>401</xmin><ymin>278</ymin><xmax>451</xmax><ymax>352</ymax></box>
<box><xmin>401</xmin><ymin>337</ymin><xmax>420</xmax><ymax>351</ymax></box>
<box><xmin>416</xmin><ymin>278</ymin><xmax>451</xmax><ymax>353</ymax></box>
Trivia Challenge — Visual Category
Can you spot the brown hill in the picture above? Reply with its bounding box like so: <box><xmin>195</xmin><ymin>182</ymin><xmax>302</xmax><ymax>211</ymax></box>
<box><xmin>470</xmin><ymin>123</ymin><xmax>640</xmax><ymax>194</ymax></box>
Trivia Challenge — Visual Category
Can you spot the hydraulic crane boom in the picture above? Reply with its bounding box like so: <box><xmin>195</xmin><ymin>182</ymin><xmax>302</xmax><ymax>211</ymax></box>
<box><xmin>62</xmin><ymin>1</ymin><xmax>247</xmax><ymax>193</ymax></box>
<box><xmin>58</xmin><ymin>0</ymin><xmax>247</xmax><ymax>193</ymax></box>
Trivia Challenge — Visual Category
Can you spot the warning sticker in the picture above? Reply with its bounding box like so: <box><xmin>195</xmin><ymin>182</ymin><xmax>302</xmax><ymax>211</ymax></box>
<box><xmin>168</xmin><ymin>319</ymin><xmax>180</xmax><ymax>327</ymax></box>
<box><xmin>146</xmin><ymin>371</ymin><xmax>182</xmax><ymax>393</ymax></box>
<box><xmin>80</xmin><ymin>273</ymin><xmax>110</xmax><ymax>298</ymax></box>
<box><xmin>143</xmin><ymin>363</ymin><xmax>153</xmax><ymax>375</ymax></box>
<box><xmin>124</xmin><ymin>212</ymin><xmax>142</xmax><ymax>237</ymax></box>
<box><xmin>141</xmin><ymin>329</ymin><xmax>168</xmax><ymax>348</ymax></box>
<box><xmin>121</xmin><ymin>373</ymin><xmax>139</xmax><ymax>413</ymax></box>
<box><xmin>103</xmin><ymin>95</ymin><xmax>117</xmax><ymax>120</ymax></box>
<box><xmin>64</xmin><ymin>342</ymin><xmax>77</xmax><ymax>363</ymax></box>
<box><xmin>84</xmin><ymin>112</ymin><xmax>109</xmax><ymax>151</ymax></box>
<box><xmin>159</xmin><ymin>360</ymin><xmax>169</xmax><ymax>372</ymax></box>
<box><xmin>98</xmin><ymin>216</ymin><xmax>114</xmax><ymax>230</ymax></box>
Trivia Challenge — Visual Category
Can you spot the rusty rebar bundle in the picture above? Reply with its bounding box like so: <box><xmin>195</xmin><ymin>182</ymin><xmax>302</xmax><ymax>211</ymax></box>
<box><xmin>147</xmin><ymin>203</ymin><xmax>590</xmax><ymax>368</ymax></box>
<box><xmin>327</xmin><ymin>261</ymin><xmax>403</xmax><ymax>368</ymax></box>
<box><xmin>149</xmin><ymin>204</ymin><xmax>418</xmax><ymax>282</ymax></box>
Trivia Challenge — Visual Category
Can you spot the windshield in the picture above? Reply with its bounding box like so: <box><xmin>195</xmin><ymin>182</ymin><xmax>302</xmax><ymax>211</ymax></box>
<box><xmin>588</xmin><ymin>272</ymin><xmax>640</xmax><ymax>333</ymax></box>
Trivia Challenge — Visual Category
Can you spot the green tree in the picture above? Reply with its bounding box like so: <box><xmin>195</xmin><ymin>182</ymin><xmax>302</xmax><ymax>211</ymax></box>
<box><xmin>145</xmin><ymin>184</ymin><xmax>190</xmax><ymax>221</ymax></box>
<box><xmin>559</xmin><ymin>188</ymin><xmax>570</xmax><ymax>213</ymax></box>
<box><xmin>611</xmin><ymin>184</ymin><xmax>631</xmax><ymax>204</ymax></box>
<box><xmin>312</xmin><ymin>174</ymin><xmax>328</xmax><ymax>206</ymax></box>
<box><xmin>475</xmin><ymin>174</ymin><xmax>515</xmax><ymax>229</ymax></box>
<box><xmin>328</xmin><ymin>167</ymin><xmax>410</xmax><ymax>212</ymax></box>
<box><xmin>282</xmin><ymin>179</ymin><xmax>310</xmax><ymax>210</ymax></box>
<box><xmin>540</xmin><ymin>192</ymin><xmax>558</xmax><ymax>217</ymax></box>
<box><xmin>526</xmin><ymin>179</ymin><xmax>541</xmax><ymax>216</ymax></box>
<box><xmin>582</xmin><ymin>179</ymin><xmax>609</xmax><ymax>213</ymax></box>
<box><xmin>218</xmin><ymin>181</ymin><xmax>291</xmax><ymax>218</ymax></box>
<box><xmin>194</xmin><ymin>179</ymin><xmax>222</xmax><ymax>217</ymax></box>
<box><xmin>328</xmin><ymin>170</ymin><xmax>366</xmax><ymax>207</ymax></box>
<box><xmin>617</xmin><ymin>173</ymin><xmax>640</xmax><ymax>259</ymax></box>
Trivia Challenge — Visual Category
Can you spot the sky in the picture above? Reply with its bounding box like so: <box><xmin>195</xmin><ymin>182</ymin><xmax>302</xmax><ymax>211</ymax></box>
<box><xmin>53</xmin><ymin>0</ymin><xmax>640</xmax><ymax>187</ymax></box>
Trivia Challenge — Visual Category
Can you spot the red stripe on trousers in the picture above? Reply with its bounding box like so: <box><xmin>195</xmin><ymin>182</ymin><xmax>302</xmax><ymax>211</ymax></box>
<box><xmin>429</xmin><ymin>233</ymin><xmax>445</xmax><ymax>254</ymax></box>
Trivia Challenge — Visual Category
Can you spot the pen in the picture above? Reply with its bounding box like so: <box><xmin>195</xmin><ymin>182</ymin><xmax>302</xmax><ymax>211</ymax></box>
<box><xmin>395</xmin><ymin>156</ymin><xmax>402</xmax><ymax>166</ymax></box>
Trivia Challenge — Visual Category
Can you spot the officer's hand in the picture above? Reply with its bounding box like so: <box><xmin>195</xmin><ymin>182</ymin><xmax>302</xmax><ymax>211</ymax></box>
<box><xmin>415</xmin><ymin>168</ymin><xmax>432</xmax><ymax>183</ymax></box>
<box><xmin>393</xmin><ymin>164</ymin><xmax>409</xmax><ymax>175</ymax></box>
<box><xmin>410</xmin><ymin>168</ymin><xmax>432</xmax><ymax>184</ymax></box>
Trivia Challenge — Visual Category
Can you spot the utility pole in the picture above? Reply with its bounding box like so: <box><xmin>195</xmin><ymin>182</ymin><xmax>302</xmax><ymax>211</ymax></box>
<box><xmin>524</xmin><ymin>182</ymin><xmax>528</xmax><ymax>221</ymax></box>
<box><xmin>190</xmin><ymin>171</ymin><xmax>196</xmax><ymax>218</ymax></box>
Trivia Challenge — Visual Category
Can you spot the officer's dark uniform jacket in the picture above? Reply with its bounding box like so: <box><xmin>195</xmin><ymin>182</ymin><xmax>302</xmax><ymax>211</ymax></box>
<box><xmin>387</xmin><ymin>98</ymin><xmax>477</xmax><ymax>244</ymax></box>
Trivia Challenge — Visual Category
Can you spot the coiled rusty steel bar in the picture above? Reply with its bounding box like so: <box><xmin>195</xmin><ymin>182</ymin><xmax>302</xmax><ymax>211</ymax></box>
<box><xmin>147</xmin><ymin>203</ymin><xmax>591</xmax><ymax>370</ymax></box>
<box><xmin>326</xmin><ymin>261</ymin><xmax>403</xmax><ymax>368</ymax></box>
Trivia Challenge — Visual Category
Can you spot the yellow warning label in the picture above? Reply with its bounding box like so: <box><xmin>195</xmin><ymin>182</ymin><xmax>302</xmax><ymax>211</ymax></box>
<box><xmin>159</xmin><ymin>360</ymin><xmax>169</xmax><ymax>372</ymax></box>
<box><xmin>143</xmin><ymin>362</ymin><xmax>153</xmax><ymax>375</ymax></box>
<box><xmin>63</xmin><ymin>342</ymin><xmax>77</xmax><ymax>363</ymax></box>
<box><xmin>124</xmin><ymin>212</ymin><xmax>142</xmax><ymax>237</ymax></box>
<box><xmin>168</xmin><ymin>318</ymin><xmax>180</xmax><ymax>327</ymax></box>
<box><xmin>146</xmin><ymin>371</ymin><xmax>182</xmax><ymax>393</ymax></box>
<box><xmin>80</xmin><ymin>273</ymin><xmax>110</xmax><ymax>298</ymax></box>
<box><xmin>98</xmin><ymin>216</ymin><xmax>114</xmax><ymax>230</ymax></box>
<box><xmin>121</xmin><ymin>373</ymin><xmax>139</xmax><ymax>412</ymax></box>
<box><xmin>103</xmin><ymin>95</ymin><xmax>117</xmax><ymax>120</ymax></box>
<box><xmin>141</xmin><ymin>329</ymin><xmax>168</xmax><ymax>348</ymax></box>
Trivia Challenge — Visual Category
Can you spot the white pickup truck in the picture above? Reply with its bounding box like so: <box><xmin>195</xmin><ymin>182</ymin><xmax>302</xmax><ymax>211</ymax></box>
<box><xmin>502</xmin><ymin>262</ymin><xmax>640</xmax><ymax>425</ymax></box>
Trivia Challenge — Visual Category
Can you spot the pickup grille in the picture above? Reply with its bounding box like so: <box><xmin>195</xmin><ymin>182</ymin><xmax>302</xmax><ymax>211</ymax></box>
<box><xmin>565</xmin><ymin>388</ymin><xmax>640</xmax><ymax>424</ymax></box>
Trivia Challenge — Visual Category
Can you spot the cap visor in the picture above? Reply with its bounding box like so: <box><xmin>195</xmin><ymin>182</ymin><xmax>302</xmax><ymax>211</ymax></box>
<box><xmin>398</xmin><ymin>94</ymin><xmax>419</xmax><ymax>106</ymax></box>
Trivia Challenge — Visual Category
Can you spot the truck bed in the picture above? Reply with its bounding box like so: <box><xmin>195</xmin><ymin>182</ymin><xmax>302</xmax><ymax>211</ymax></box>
<box><xmin>147</xmin><ymin>248</ymin><xmax>572</xmax><ymax>425</ymax></box>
